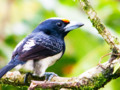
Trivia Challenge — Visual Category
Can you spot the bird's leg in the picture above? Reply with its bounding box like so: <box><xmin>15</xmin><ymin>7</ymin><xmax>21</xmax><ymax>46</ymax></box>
<box><xmin>24</xmin><ymin>72</ymin><xmax>33</xmax><ymax>84</ymax></box>
<box><xmin>44</xmin><ymin>72</ymin><xmax>58</xmax><ymax>81</ymax></box>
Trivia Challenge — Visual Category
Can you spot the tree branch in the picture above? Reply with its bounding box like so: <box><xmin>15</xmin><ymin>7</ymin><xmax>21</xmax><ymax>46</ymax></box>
<box><xmin>1</xmin><ymin>58</ymin><xmax>120</xmax><ymax>90</ymax></box>
<box><xmin>28</xmin><ymin>58</ymin><xmax>120</xmax><ymax>89</ymax></box>
<box><xmin>1</xmin><ymin>0</ymin><xmax>120</xmax><ymax>89</ymax></box>
<box><xmin>79</xmin><ymin>0</ymin><xmax>120</xmax><ymax>53</ymax></box>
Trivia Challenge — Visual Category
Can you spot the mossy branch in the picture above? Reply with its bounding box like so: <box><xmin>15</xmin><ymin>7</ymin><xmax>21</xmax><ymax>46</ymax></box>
<box><xmin>1</xmin><ymin>58</ymin><xmax>120</xmax><ymax>90</ymax></box>
<box><xmin>28</xmin><ymin>58</ymin><xmax>120</xmax><ymax>90</ymax></box>
<box><xmin>79</xmin><ymin>0</ymin><xmax>120</xmax><ymax>53</ymax></box>
<box><xmin>1</xmin><ymin>0</ymin><xmax>120</xmax><ymax>89</ymax></box>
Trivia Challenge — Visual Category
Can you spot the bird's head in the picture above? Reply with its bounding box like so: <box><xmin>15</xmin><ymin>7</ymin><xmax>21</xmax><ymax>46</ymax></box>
<box><xmin>33</xmin><ymin>18</ymin><xmax>84</xmax><ymax>38</ymax></box>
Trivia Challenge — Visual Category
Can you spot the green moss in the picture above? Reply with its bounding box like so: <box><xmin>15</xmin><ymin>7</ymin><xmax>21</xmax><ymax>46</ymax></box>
<box><xmin>90</xmin><ymin>17</ymin><xmax>105</xmax><ymax>34</ymax></box>
<box><xmin>83</xmin><ymin>5</ymin><xmax>91</xmax><ymax>11</ymax></box>
<box><xmin>113</xmin><ymin>37</ymin><xmax>120</xmax><ymax>45</ymax></box>
<box><xmin>81</xmin><ymin>0</ymin><xmax>92</xmax><ymax>11</ymax></box>
<box><xmin>98</xmin><ymin>24</ymin><xmax>105</xmax><ymax>33</ymax></box>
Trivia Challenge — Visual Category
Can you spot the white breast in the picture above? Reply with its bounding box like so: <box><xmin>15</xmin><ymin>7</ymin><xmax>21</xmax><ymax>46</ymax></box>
<box><xmin>42</xmin><ymin>51</ymin><xmax>63</xmax><ymax>67</ymax></box>
<box><xmin>15</xmin><ymin>51</ymin><xmax>63</xmax><ymax>77</ymax></box>
<box><xmin>34</xmin><ymin>51</ymin><xmax>63</xmax><ymax>77</ymax></box>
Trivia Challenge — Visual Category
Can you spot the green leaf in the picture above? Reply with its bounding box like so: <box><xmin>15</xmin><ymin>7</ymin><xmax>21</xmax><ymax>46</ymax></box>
<box><xmin>113</xmin><ymin>62</ymin><xmax>120</xmax><ymax>74</ymax></box>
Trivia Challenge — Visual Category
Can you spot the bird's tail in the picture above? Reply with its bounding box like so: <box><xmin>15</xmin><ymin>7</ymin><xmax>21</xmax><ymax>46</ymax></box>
<box><xmin>0</xmin><ymin>64</ymin><xmax>16</xmax><ymax>78</ymax></box>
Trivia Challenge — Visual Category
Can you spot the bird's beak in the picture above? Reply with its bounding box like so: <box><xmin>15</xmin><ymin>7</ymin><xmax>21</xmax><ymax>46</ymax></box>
<box><xmin>64</xmin><ymin>22</ymin><xmax>84</xmax><ymax>32</ymax></box>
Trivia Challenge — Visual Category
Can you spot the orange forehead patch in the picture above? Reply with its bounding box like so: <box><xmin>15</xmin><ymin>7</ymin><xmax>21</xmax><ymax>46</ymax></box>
<box><xmin>62</xmin><ymin>19</ymin><xmax>70</xmax><ymax>23</ymax></box>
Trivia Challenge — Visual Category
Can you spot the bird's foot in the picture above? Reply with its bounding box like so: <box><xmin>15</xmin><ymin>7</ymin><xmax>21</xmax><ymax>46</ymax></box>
<box><xmin>44</xmin><ymin>72</ymin><xmax>58</xmax><ymax>81</ymax></box>
<box><xmin>24</xmin><ymin>72</ymin><xmax>58</xmax><ymax>84</ymax></box>
<box><xmin>24</xmin><ymin>72</ymin><xmax>33</xmax><ymax>84</ymax></box>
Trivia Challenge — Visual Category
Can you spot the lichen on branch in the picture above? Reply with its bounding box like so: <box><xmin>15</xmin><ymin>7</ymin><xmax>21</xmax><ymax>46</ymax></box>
<box><xmin>80</xmin><ymin>0</ymin><xmax>120</xmax><ymax>53</ymax></box>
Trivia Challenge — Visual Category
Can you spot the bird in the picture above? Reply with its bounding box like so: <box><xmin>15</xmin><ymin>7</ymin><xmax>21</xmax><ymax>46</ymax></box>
<box><xmin>0</xmin><ymin>18</ymin><xmax>84</xmax><ymax>80</ymax></box>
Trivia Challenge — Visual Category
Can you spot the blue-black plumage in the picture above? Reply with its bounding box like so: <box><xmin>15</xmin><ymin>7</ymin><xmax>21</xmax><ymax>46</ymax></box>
<box><xmin>0</xmin><ymin>18</ymin><xmax>84</xmax><ymax>79</ymax></box>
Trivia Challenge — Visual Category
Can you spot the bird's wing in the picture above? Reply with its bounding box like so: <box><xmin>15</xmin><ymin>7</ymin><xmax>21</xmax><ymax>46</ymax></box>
<box><xmin>12</xmin><ymin>33</ymin><xmax>63</xmax><ymax>61</ymax></box>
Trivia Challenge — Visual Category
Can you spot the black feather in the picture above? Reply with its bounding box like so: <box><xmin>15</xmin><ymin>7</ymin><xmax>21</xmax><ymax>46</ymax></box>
<box><xmin>13</xmin><ymin>33</ymin><xmax>64</xmax><ymax>61</ymax></box>
<box><xmin>0</xmin><ymin>55</ymin><xmax>25</xmax><ymax>78</ymax></box>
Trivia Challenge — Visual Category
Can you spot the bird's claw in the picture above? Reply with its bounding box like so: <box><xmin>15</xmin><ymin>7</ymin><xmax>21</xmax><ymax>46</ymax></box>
<box><xmin>44</xmin><ymin>72</ymin><xmax>58</xmax><ymax>81</ymax></box>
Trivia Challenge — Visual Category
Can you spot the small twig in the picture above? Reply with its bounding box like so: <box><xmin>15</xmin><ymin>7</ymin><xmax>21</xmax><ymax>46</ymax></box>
<box><xmin>28</xmin><ymin>81</ymin><xmax>38</xmax><ymax>90</ymax></box>
<box><xmin>99</xmin><ymin>52</ymin><xmax>120</xmax><ymax>64</ymax></box>
<box><xmin>99</xmin><ymin>52</ymin><xmax>112</xmax><ymax>64</ymax></box>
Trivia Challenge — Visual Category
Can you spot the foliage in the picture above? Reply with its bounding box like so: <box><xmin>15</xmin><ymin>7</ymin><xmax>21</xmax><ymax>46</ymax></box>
<box><xmin>0</xmin><ymin>0</ymin><xmax>120</xmax><ymax>89</ymax></box>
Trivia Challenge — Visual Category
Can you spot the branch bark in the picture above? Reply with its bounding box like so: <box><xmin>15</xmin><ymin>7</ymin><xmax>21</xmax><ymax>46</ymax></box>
<box><xmin>28</xmin><ymin>59</ymin><xmax>120</xmax><ymax>90</ymax></box>
<box><xmin>1</xmin><ymin>0</ymin><xmax>120</xmax><ymax>89</ymax></box>
<box><xmin>1</xmin><ymin>58</ymin><xmax>120</xmax><ymax>90</ymax></box>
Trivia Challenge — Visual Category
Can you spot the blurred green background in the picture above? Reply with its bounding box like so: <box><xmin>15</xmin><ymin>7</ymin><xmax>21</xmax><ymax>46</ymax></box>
<box><xmin>0</xmin><ymin>0</ymin><xmax>120</xmax><ymax>90</ymax></box>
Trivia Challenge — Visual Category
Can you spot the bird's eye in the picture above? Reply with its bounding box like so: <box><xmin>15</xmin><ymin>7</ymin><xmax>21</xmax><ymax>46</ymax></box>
<box><xmin>56</xmin><ymin>22</ymin><xmax>62</xmax><ymax>27</ymax></box>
